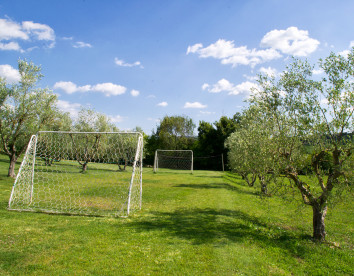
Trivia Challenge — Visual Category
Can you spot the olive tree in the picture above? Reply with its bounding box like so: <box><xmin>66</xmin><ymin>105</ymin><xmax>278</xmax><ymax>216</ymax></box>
<box><xmin>249</xmin><ymin>49</ymin><xmax>353</xmax><ymax>241</ymax></box>
<box><xmin>0</xmin><ymin>59</ymin><xmax>58</xmax><ymax>177</ymax></box>
<box><xmin>226</xmin><ymin>107</ymin><xmax>277</xmax><ymax>194</ymax></box>
<box><xmin>71</xmin><ymin>107</ymin><xmax>117</xmax><ymax>172</ymax></box>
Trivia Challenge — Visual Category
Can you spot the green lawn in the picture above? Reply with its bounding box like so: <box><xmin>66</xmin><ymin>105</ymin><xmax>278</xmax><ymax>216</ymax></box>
<box><xmin>0</xmin><ymin>154</ymin><xmax>353</xmax><ymax>275</ymax></box>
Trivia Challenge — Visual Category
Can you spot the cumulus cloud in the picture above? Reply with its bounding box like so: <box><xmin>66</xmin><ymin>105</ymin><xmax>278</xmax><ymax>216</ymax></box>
<box><xmin>187</xmin><ymin>27</ymin><xmax>319</xmax><ymax>67</ymax></box>
<box><xmin>0</xmin><ymin>41</ymin><xmax>22</xmax><ymax>51</ymax></box>
<box><xmin>54</xmin><ymin>81</ymin><xmax>126</xmax><ymax>97</ymax></box>
<box><xmin>56</xmin><ymin>100</ymin><xmax>81</xmax><ymax>118</ymax></box>
<box><xmin>202</xmin><ymin>78</ymin><xmax>236</xmax><ymax>93</ymax></box>
<box><xmin>0</xmin><ymin>18</ymin><xmax>55</xmax><ymax>51</ymax></box>
<box><xmin>157</xmin><ymin>101</ymin><xmax>168</xmax><ymax>107</ymax></box>
<box><xmin>184</xmin><ymin>102</ymin><xmax>207</xmax><ymax>109</ymax></box>
<box><xmin>91</xmin><ymin>83</ymin><xmax>126</xmax><ymax>96</ymax></box>
<box><xmin>0</xmin><ymin>64</ymin><xmax>21</xmax><ymax>83</ymax></box>
<box><xmin>0</xmin><ymin>18</ymin><xmax>28</xmax><ymax>40</ymax></box>
<box><xmin>260</xmin><ymin>26</ymin><xmax>319</xmax><ymax>56</ymax></box>
<box><xmin>259</xmin><ymin>66</ymin><xmax>278</xmax><ymax>77</ymax></box>
<box><xmin>53</xmin><ymin>81</ymin><xmax>91</xmax><ymax>94</ymax></box>
<box><xmin>114</xmin><ymin>58</ymin><xmax>143</xmax><ymax>68</ymax></box>
<box><xmin>187</xmin><ymin>39</ymin><xmax>281</xmax><ymax>67</ymax></box>
<box><xmin>73</xmin><ymin>41</ymin><xmax>92</xmax><ymax>48</ymax></box>
<box><xmin>229</xmin><ymin>81</ymin><xmax>260</xmax><ymax>96</ymax></box>
<box><xmin>130</xmin><ymin>89</ymin><xmax>140</xmax><ymax>97</ymax></box>
<box><xmin>22</xmin><ymin>21</ymin><xmax>55</xmax><ymax>41</ymax></box>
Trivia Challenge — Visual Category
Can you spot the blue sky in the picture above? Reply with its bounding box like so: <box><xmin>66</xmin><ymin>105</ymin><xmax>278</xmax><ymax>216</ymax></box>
<box><xmin>0</xmin><ymin>0</ymin><xmax>353</xmax><ymax>134</ymax></box>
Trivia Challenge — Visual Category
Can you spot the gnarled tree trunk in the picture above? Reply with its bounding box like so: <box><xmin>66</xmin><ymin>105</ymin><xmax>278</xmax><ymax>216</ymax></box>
<box><xmin>312</xmin><ymin>204</ymin><xmax>327</xmax><ymax>242</ymax></box>
<box><xmin>258</xmin><ymin>175</ymin><xmax>268</xmax><ymax>195</ymax></box>
<box><xmin>8</xmin><ymin>153</ymin><xmax>18</xmax><ymax>178</ymax></box>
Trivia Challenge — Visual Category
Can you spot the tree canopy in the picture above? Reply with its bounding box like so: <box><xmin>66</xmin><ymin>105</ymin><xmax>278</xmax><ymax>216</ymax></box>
<box><xmin>0</xmin><ymin>59</ymin><xmax>58</xmax><ymax>177</ymax></box>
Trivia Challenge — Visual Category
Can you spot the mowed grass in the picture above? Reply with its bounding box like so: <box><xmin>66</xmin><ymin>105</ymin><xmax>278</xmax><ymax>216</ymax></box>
<box><xmin>0</xmin><ymin>155</ymin><xmax>353</xmax><ymax>275</ymax></box>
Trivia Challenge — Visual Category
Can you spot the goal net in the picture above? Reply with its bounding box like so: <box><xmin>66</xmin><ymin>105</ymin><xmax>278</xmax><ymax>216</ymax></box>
<box><xmin>154</xmin><ymin>150</ymin><xmax>193</xmax><ymax>173</ymax></box>
<box><xmin>8</xmin><ymin>131</ymin><xmax>143</xmax><ymax>217</ymax></box>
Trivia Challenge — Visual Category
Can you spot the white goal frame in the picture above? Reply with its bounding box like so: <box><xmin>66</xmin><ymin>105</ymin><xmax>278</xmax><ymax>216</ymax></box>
<box><xmin>153</xmin><ymin>149</ymin><xmax>193</xmax><ymax>174</ymax></box>
<box><xmin>8</xmin><ymin>131</ymin><xmax>143</xmax><ymax>217</ymax></box>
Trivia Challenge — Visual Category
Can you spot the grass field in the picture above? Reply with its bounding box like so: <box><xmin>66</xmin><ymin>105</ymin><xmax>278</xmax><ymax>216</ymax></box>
<box><xmin>0</xmin><ymin>154</ymin><xmax>353</xmax><ymax>275</ymax></box>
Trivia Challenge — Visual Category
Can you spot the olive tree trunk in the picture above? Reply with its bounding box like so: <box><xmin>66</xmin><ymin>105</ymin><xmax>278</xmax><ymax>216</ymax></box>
<box><xmin>8</xmin><ymin>153</ymin><xmax>18</xmax><ymax>178</ymax></box>
<box><xmin>312</xmin><ymin>204</ymin><xmax>327</xmax><ymax>242</ymax></box>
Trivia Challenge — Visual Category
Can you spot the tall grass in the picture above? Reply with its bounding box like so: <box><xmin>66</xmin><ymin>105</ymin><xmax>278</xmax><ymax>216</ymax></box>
<box><xmin>0</xmin><ymin>155</ymin><xmax>352</xmax><ymax>275</ymax></box>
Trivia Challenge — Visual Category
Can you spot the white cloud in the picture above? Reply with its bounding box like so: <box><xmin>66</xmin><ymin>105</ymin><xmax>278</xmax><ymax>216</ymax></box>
<box><xmin>202</xmin><ymin>78</ymin><xmax>259</xmax><ymax>96</ymax></box>
<box><xmin>0</xmin><ymin>18</ymin><xmax>55</xmax><ymax>51</ymax></box>
<box><xmin>260</xmin><ymin>26</ymin><xmax>319</xmax><ymax>56</ymax></box>
<box><xmin>184</xmin><ymin>102</ymin><xmax>207</xmax><ymax>109</ymax></box>
<box><xmin>0</xmin><ymin>18</ymin><xmax>28</xmax><ymax>40</ymax></box>
<box><xmin>0</xmin><ymin>41</ymin><xmax>22</xmax><ymax>51</ymax></box>
<box><xmin>0</xmin><ymin>64</ymin><xmax>21</xmax><ymax>83</ymax></box>
<box><xmin>147</xmin><ymin>94</ymin><xmax>156</xmax><ymax>98</ymax></box>
<box><xmin>114</xmin><ymin>58</ymin><xmax>143</xmax><ymax>68</ymax></box>
<box><xmin>73</xmin><ymin>41</ymin><xmax>92</xmax><ymax>48</ymax></box>
<box><xmin>228</xmin><ymin>81</ymin><xmax>260</xmax><ymax>96</ymax></box>
<box><xmin>259</xmin><ymin>66</ymin><xmax>277</xmax><ymax>77</ymax></box>
<box><xmin>187</xmin><ymin>39</ymin><xmax>281</xmax><ymax>67</ymax></box>
<box><xmin>53</xmin><ymin>81</ymin><xmax>91</xmax><ymax>94</ymax></box>
<box><xmin>54</xmin><ymin>81</ymin><xmax>126</xmax><ymax>97</ymax></box>
<box><xmin>108</xmin><ymin>115</ymin><xmax>124</xmax><ymax>123</ymax></box>
<box><xmin>157</xmin><ymin>101</ymin><xmax>168</xmax><ymax>107</ymax></box>
<box><xmin>91</xmin><ymin>83</ymin><xmax>126</xmax><ymax>96</ymax></box>
<box><xmin>203</xmin><ymin>78</ymin><xmax>236</xmax><ymax>93</ymax></box>
<box><xmin>186</xmin><ymin>43</ymin><xmax>203</xmax><ymax>54</ymax></box>
<box><xmin>22</xmin><ymin>21</ymin><xmax>55</xmax><ymax>41</ymax></box>
<box><xmin>56</xmin><ymin>100</ymin><xmax>81</xmax><ymax>118</ymax></box>
<box><xmin>130</xmin><ymin>89</ymin><xmax>140</xmax><ymax>97</ymax></box>
<box><xmin>350</xmin><ymin>41</ymin><xmax>354</xmax><ymax>48</ymax></box>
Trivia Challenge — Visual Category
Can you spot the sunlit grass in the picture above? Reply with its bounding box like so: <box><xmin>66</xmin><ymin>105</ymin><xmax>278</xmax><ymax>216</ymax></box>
<box><xmin>0</xmin><ymin>155</ymin><xmax>353</xmax><ymax>275</ymax></box>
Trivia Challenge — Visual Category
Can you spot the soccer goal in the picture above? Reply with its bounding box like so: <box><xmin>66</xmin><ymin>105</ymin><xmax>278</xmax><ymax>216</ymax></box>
<box><xmin>8</xmin><ymin>131</ymin><xmax>143</xmax><ymax>217</ymax></box>
<box><xmin>153</xmin><ymin>150</ymin><xmax>193</xmax><ymax>174</ymax></box>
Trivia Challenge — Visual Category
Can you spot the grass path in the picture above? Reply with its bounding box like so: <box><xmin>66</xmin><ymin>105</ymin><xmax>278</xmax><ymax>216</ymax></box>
<box><xmin>0</xmin><ymin>156</ymin><xmax>353</xmax><ymax>275</ymax></box>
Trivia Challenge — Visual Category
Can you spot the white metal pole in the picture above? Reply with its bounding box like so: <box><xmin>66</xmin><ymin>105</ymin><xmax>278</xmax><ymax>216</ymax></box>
<box><xmin>127</xmin><ymin>134</ymin><xmax>143</xmax><ymax>215</ymax></box>
<box><xmin>153</xmin><ymin>150</ymin><xmax>158</xmax><ymax>173</ymax></box>
<box><xmin>221</xmin><ymin>153</ymin><xmax>224</xmax><ymax>172</ymax></box>
<box><xmin>139</xmin><ymin>136</ymin><xmax>143</xmax><ymax>210</ymax></box>
<box><xmin>29</xmin><ymin>135</ymin><xmax>38</xmax><ymax>204</ymax></box>
<box><xmin>191</xmin><ymin>150</ymin><xmax>194</xmax><ymax>174</ymax></box>
<box><xmin>8</xmin><ymin>135</ymin><xmax>36</xmax><ymax>209</ymax></box>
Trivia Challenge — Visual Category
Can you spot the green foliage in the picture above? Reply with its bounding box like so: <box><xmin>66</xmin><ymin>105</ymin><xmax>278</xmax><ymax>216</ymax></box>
<box><xmin>145</xmin><ymin>115</ymin><xmax>196</xmax><ymax>165</ymax></box>
<box><xmin>240</xmin><ymin>48</ymin><xmax>354</xmax><ymax>241</ymax></box>
<box><xmin>74</xmin><ymin>107</ymin><xmax>117</xmax><ymax>132</ymax></box>
<box><xmin>0</xmin><ymin>59</ymin><xmax>58</xmax><ymax>177</ymax></box>
<box><xmin>194</xmin><ymin>113</ymin><xmax>241</xmax><ymax>170</ymax></box>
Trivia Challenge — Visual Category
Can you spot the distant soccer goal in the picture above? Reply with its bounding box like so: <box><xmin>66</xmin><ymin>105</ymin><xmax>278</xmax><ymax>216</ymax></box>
<box><xmin>153</xmin><ymin>150</ymin><xmax>193</xmax><ymax>174</ymax></box>
<box><xmin>8</xmin><ymin>131</ymin><xmax>143</xmax><ymax>217</ymax></box>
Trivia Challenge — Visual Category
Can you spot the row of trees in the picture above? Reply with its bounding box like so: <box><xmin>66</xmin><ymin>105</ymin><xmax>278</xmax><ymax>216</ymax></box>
<box><xmin>0</xmin><ymin>59</ymin><xmax>239</xmax><ymax>176</ymax></box>
<box><xmin>226</xmin><ymin>49</ymin><xmax>353</xmax><ymax>241</ymax></box>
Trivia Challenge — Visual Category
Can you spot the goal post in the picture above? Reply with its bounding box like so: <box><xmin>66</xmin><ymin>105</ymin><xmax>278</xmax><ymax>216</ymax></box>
<box><xmin>8</xmin><ymin>131</ymin><xmax>143</xmax><ymax>217</ymax></box>
<box><xmin>153</xmin><ymin>150</ymin><xmax>193</xmax><ymax>174</ymax></box>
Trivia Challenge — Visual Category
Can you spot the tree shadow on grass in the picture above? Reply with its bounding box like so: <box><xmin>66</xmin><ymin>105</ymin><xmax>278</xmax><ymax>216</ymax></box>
<box><xmin>128</xmin><ymin>208</ymin><xmax>311</xmax><ymax>258</ymax></box>
<box><xmin>173</xmin><ymin>183</ymin><xmax>257</xmax><ymax>196</ymax></box>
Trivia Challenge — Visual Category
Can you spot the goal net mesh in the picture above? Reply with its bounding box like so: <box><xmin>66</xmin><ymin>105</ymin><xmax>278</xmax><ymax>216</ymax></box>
<box><xmin>154</xmin><ymin>150</ymin><xmax>193</xmax><ymax>173</ymax></box>
<box><xmin>8</xmin><ymin>131</ymin><xmax>143</xmax><ymax>217</ymax></box>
